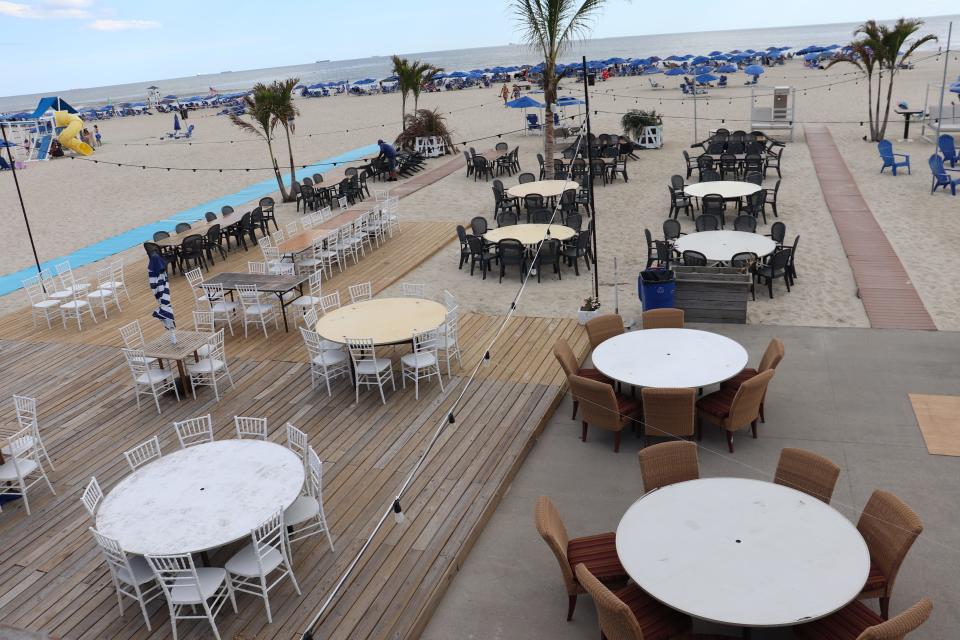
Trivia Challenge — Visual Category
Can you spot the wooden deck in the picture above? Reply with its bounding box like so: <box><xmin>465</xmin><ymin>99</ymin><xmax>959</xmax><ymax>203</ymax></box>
<box><xmin>804</xmin><ymin>125</ymin><xmax>937</xmax><ymax>330</ymax></box>
<box><xmin>0</xmin><ymin>213</ymin><xmax>587</xmax><ymax>640</ymax></box>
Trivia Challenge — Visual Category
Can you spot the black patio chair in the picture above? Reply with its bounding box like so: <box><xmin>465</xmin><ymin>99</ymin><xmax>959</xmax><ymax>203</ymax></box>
<box><xmin>733</xmin><ymin>214</ymin><xmax>757</xmax><ymax>233</ymax></box>
<box><xmin>470</xmin><ymin>216</ymin><xmax>489</xmax><ymax>237</ymax></box>
<box><xmin>204</xmin><ymin>212</ymin><xmax>217</xmax><ymax>222</ymax></box>
<box><xmin>719</xmin><ymin>154</ymin><xmax>739</xmax><ymax>180</ymax></box>
<box><xmin>682</xmin><ymin>150</ymin><xmax>698</xmax><ymax>179</ymax></box>
<box><xmin>533</xmin><ymin>239</ymin><xmax>562</xmax><ymax>282</ymax></box>
<box><xmin>765</xmin><ymin>179</ymin><xmax>781</xmax><ymax>217</ymax></box>
<box><xmin>764</xmin><ymin>146</ymin><xmax>783</xmax><ymax>178</ymax></box>
<box><xmin>497</xmin><ymin>238</ymin><xmax>527</xmax><ymax>282</ymax></box>
<box><xmin>456</xmin><ymin>225</ymin><xmax>470</xmax><ymax>269</ymax></box>
<box><xmin>682</xmin><ymin>250</ymin><xmax>708</xmax><ymax>266</ymax></box>
<box><xmin>473</xmin><ymin>156</ymin><xmax>494</xmax><ymax>181</ymax></box>
<box><xmin>563</xmin><ymin>230</ymin><xmax>593</xmax><ymax>275</ymax></box>
<box><xmin>497</xmin><ymin>210</ymin><xmax>519</xmax><ymax>226</ymax></box>
<box><xmin>700</xmin><ymin>169</ymin><xmax>721</xmax><ymax>182</ymax></box>
<box><xmin>695</xmin><ymin>215</ymin><xmax>720</xmax><ymax>232</ymax></box>
<box><xmin>766</xmin><ymin>221</ymin><xmax>786</xmax><ymax>247</ymax></box>
<box><xmin>668</xmin><ymin>185</ymin><xmax>693</xmax><ymax>220</ymax></box>
<box><xmin>175</xmin><ymin>222</ymin><xmax>192</xmax><ymax>234</ymax></box>
<box><xmin>530</xmin><ymin>209</ymin><xmax>553</xmax><ymax>224</ymax></box>
<box><xmin>786</xmin><ymin>234</ymin><xmax>800</xmax><ymax>284</ymax></box>
<box><xmin>178</xmin><ymin>234</ymin><xmax>207</xmax><ymax>272</ymax></box>
<box><xmin>701</xmin><ymin>194</ymin><xmax>726</xmax><ymax>228</ymax></box>
<box><xmin>518</xmin><ymin>172</ymin><xmax>536</xmax><ymax>184</ymax></box>
<box><xmin>467</xmin><ymin>235</ymin><xmax>496</xmax><ymax>278</ymax></box>
<box><xmin>663</xmin><ymin>218</ymin><xmax>684</xmax><ymax>242</ymax></box>
<box><xmin>259</xmin><ymin>196</ymin><xmax>278</xmax><ymax>232</ymax></box>
<box><xmin>754</xmin><ymin>248</ymin><xmax>792</xmax><ymax>298</ymax></box>
<box><xmin>204</xmin><ymin>224</ymin><xmax>226</xmax><ymax>263</ymax></box>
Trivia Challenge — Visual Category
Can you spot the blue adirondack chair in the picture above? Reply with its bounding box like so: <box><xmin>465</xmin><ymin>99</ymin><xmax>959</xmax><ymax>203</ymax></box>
<box><xmin>526</xmin><ymin>113</ymin><xmax>540</xmax><ymax>131</ymax></box>
<box><xmin>929</xmin><ymin>154</ymin><xmax>960</xmax><ymax>195</ymax></box>
<box><xmin>878</xmin><ymin>140</ymin><xmax>910</xmax><ymax>176</ymax></box>
<box><xmin>939</xmin><ymin>134</ymin><xmax>958</xmax><ymax>167</ymax></box>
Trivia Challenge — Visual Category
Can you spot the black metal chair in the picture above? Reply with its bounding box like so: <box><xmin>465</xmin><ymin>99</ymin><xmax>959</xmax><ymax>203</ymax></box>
<box><xmin>607</xmin><ymin>157</ymin><xmax>628</xmax><ymax>182</ymax></box>
<box><xmin>701</xmin><ymin>194</ymin><xmax>726</xmax><ymax>228</ymax></box>
<box><xmin>733</xmin><ymin>214</ymin><xmax>757</xmax><ymax>233</ymax></box>
<box><xmin>668</xmin><ymin>185</ymin><xmax>693</xmax><ymax>219</ymax></box>
<box><xmin>744</xmin><ymin>171</ymin><xmax>763</xmax><ymax>186</ymax></box>
<box><xmin>175</xmin><ymin>222</ymin><xmax>192</xmax><ymax>234</ymax></box>
<box><xmin>754</xmin><ymin>248</ymin><xmax>792</xmax><ymax>298</ymax></box>
<box><xmin>719</xmin><ymin>154</ymin><xmax>739</xmax><ymax>180</ymax></box>
<box><xmin>467</xmin><ymin>235</ymin><xmax>496</xmax><ymax>278</ymax></box>
<box><xmin>470</xmin><ymin>216</ymin><xmax>489</xmax><ymax>237</ymax></box>
<box><xmin>695</xmin><ymin>215</ymin><xmax>719</xmax><ymax>232</ymax></box>
<box><xmin>682</xmin><ymin>150</ymin><xmax>698</xmax><ymax>179</ymax></box>
<box><xmin>767</xmin><ymin>221</ymin><xmax>786</xmax><ymax>247</ymax></box>
<box><xmin>497</xmin><ymin>238</ymin><xmax>527</xmax><ymax>282</ymax></box>
<box><xmin>563</xmin><ymin>230</ymin><xmax>593</xmax><ymax>275</ymax></box>
<box><xmin>764</xmin><ymin>146</ymin><xmax>783</xmax><ymax>178</ymax></box>
<box><xmin>700</xmin><ymin>169</ymin><xmax>721</xmax><ymax>182</ymax></box>
<box><xmin>530</xmin><ymin>209</ymin><xmax>553</xmax><ymax>224</ymax></box>
<box><xmin>248</xmin><ymin>209</ymin><xmax>265</xmax><ymax>245</ymax></box>
<box><xmin>682</xmin><ymin>250</ymin><xmax>708</xmax><ymax>266</ymax></box>
<box><xmin>533</xmin><ymin>239</ymin><xmax>562</xmax><ymax>282</ymax></box>
<box><xmin>492</xmin><ymin>180</ymin><xmax>520</xmax><ymax>218</ymax></box>
<box><xmin>204</xmin><ymin>224</ymin><xmax>226</xmax><ymax>263</ymax></box>
<box><xmin>564</xmin><ymin>212</ymin><xmax>583</xmax><ymax>232</ymax></box>
<box><xmin>227</xmin><ymin>212</ymin><xmax>251</xmax><ymax>251</ymax></box>
<box><xmin>786</xmin><ymin>234</ymin><xmax>800</xmax><ymax>284</ymax></box>
<box><xmin>523</xmin><ymin>194</ymin><xmax>545</xmax><ymax>221</ymax></box>
<box><xmin>744</xmin><ymin>189</ymin><xmax>768</xmax><ymax>224</ymax></box>
<box><xmin>743</xmin><ymin>153</ymin><xmax>763</xmax><ymax>177</ymax></box>
<box><xmin>765</xmin><ymin>179</ymin><xmax>781</xmax><ymax>217</ymax></box>
<box><xmin>178</xmin><ymin>234</ymin><xmax>207</xmax><ymax>272</ymax></box>
<box><xmin>464</xmin><ymin>151</ymin><xmax>474</xmax><ymax>178</ymax></box>
<box><xmin>259</xmin><ymin>197</ymin><xmax>278</xmax><ymax>232</ymax></box>
<box><xmin>730</xmin><ymin>251</ymin><xmax>757</xmax><ymax>269</ymax></box>
<box><xmin>473</xmin><ymin>156</ymin><xmax>494</xmax><ymax>181</ymax></box>
<box><xmin>559</xmin><ymin>189</ymin><xmax>578</xmax><ymax>218</ymax></box>
<box><xmin>204</xmin><ymin>212</ymin><xmax>217</xmax><ymax>222</ymax></box>
<box><xmin>663</xmin><ymin>218</ymin><xmax>684</xmax><ymax>242</ymax></box>
<box><xmin>456</xmin><ymin>225</ymin><xmax>470</xmax><ymax>269</ymax></box>
<box><xmin>518</xmin><ymin>172</ymin><xmax>536</xmax><ymax>184</ymax></box>
<box><xmin>497</xmin><ymin>210</ymin><xmax>519</xmax><ymax>226</ymax></box>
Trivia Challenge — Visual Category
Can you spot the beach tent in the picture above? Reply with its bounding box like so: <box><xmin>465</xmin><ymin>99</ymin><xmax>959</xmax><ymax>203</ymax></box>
<box><xmin>505</xmin><ymin>95</ymin><xmax>545</xmax><ymax>136</ymax></box>
<box><xmin>30</xmin><ymin>97</ymin><xmax>78</xmax><ymax>119</ymax></box>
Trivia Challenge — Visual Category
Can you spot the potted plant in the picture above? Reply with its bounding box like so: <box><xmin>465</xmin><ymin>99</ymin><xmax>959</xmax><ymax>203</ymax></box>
<box><xmin>578</xmin><ymin>295</ymin><xmax>601</xmax><ymax>324</ymax></box>
<box><xmin>621</xmin><ymin>109</ymin><xmax>663</xmax><ymax>149</ymax></box>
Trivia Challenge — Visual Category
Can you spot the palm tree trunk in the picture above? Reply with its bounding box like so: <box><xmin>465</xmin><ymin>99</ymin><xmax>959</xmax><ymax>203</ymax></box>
<box><xmin>543</xmin><ymin>73</ymin><xmax>556</xmax><ymax>180</ymax></box>
<box><xmin>879</xmin><ymin>70</ymin><xmax>897</xmax><ymax>140</ymax></box>
<box><xmin>283</xmin><ymin>124</ymin><xmax>297</xmax><ymax>202</ymax></box>
<box><xmin>266</xmin><ymin>138</ymin><xmax>289</xmax><ymax>201</ymax></box>
<box><xmin>865</xmin><ymin>75</ymin><xmax>875</xmax><ymax>141</ymax></box>
<box><xmin>401</xmin><ymin>92</ymin><xmax>407</xmax><ymax>125</ymax></box>
<box><xmin>874</xmin><ymin>70</ymin><xmax>884</xmax><ymax>141</ymax></box>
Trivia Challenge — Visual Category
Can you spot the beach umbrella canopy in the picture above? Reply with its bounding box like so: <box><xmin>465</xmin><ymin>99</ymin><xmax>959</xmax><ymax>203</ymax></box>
<box><xmin>708</xmin><ymin>50</ymin><xmax>723</xmax><ymax>56</ymax></box>
<box><xmin>692</xmin><ymin>55</ymin><xmax>709</xmax><ymax>64</ymax></box>
<box><xmin>744</xmin><ymin>64</ymin><xmax>765</xmax><ymax>76</ymax></box>
<box><xmin>664</xmin><ymin>67</ymin><xmax>686</xmax><ymax>76</ymax></box>
<box><xmin>556</xmin><ymin>96</ymin><xmax>584</xmax><ymax>106</ymax></box>
<box><xmin>642</xmin><ymin>65</ymin><xmax>663</xmax><ymax>75</ymax></box>
<box><xmin>605</xmin><ymin>57</ymin><xmax>627</xmax><ymax>64</ymax></box>
<box><xmin>173</xmin><ymin>113</ymin><xmax>181</xmax><ymax>131</ymax></box>
<box><xmin>648</xmin><ymin>55</ymin><xmax>662</xmax><ymax>62</ymax></box>
<box><xmin>745</xmin><ymin>49</ymin><xmax>756</xmax><ymax>54</ymax></box>
<box><xmin>666</xmin><ymin>55</ymin><xmax>683</xmax><ymax>61</ymax></box>
<box><xmin>353</xmin><ymin>78</ymin><xmax>375</xmax><ymax>84</ymax></box>
<box><xmin>693</xmin><ymin>66</ymin><xmax>713</xmax><ymax>75</ymax></box>
<box><xmin>448</xmin><ymin>71</ymin><xmax>469</xmax><ymax>78</ymax></box>
<box><xmin>148</xmin><ymin>254</ymin><xmax>175</xmax><ymax>331</ymax></box>
<box><xmin>716</xmin><ymin>63</ymin><xmax>737</xmax><ymax>73</ymax></box>
<box><xmin>505</xmin><ymin>95</ymin><xmax>544</xmax><ymax>108</ymax></box>
<box><xmin>728</xmin><ymin>49</ymin><xmax>742</xmax><ymax>54</ymax></box>
<box><xmin>695</xmin><ymin>73</ymin><xmax>718</xmax><ymax>84</ymax></box>
<box><xmin>950</xmin><ymin>82</ymin><xmax>960</xmax><ymax>93</ymax></box>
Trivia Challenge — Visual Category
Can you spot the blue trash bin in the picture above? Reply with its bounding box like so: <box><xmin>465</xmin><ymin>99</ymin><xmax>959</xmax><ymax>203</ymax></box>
<box><xmin>638</xmin><ymin>269</ymin><xmax>676</xmax><ymax>310</ymax></box>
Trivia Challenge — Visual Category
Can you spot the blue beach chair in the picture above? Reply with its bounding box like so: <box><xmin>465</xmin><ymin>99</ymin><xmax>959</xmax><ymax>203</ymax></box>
<box><xmin>878</xmin><ymin>140</ymin><xmax>910</xmax><ymax>176</ymax></box>
<box><xmin>526</xmin><ymin>114</ymin><xmax>540</xmax><ymax>131</ymax></box>
<box><xmin>939</xmin><ymin>134</ymin><xmax>958</xmax><ymax>167</ymax></box>
<box><xmin>929</xmin><ymin>154</ymin><xmax>960</xmax><ymax>195</ymax></box>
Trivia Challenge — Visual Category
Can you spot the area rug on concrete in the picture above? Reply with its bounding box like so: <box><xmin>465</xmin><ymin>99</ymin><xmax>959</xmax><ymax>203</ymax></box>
<box><xmin>909</xmin><ymin>394</ymin><xmax>960</xmax><ymax>456</ymax></box>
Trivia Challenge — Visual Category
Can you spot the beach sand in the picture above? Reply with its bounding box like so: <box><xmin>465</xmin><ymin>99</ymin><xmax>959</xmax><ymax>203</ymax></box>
<box><xmin>1</xmin><ymin>51</ymin><xmax>957</xmax><ymax>329</ymax></box>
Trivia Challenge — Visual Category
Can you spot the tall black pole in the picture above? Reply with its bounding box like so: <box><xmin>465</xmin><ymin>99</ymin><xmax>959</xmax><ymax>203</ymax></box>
<box><xmin>1</xmin><ymin>122</ymin><xmax>44</xmax><ymax>278</ymax></box>
<box><xmin>581</xmin><ymin>56</ymin><xmax>599</xmax><ymax>301</ymax></box>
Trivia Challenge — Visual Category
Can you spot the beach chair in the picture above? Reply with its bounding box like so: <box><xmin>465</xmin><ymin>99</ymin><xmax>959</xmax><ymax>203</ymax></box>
<box><xmin>718</xmin><ymin>75</ymin><xmax>728</xmax><ymax>88</ymax></box>
<box><xmin>928</xmin><ymin>154</ymin><xmax>960</xmax><ymax>195</ymax></box>
<box><xmin>647</xmin><ymin>78</ymin><xmax>662</xmax><ymax>90</ymax></box>
<box><xmin>877</xmin><ymin>140</ymin><xmax>910</xmax><ymax>176</ymax></box>
<box><xmin>939</xmin><ymin>134</ymin><xmax>958</xmax><ymax>167</ymax></box>
<box><xmin>526</xmin><ymin>113</ymin><xmax>541</xmax><ymax>133</ymax></box>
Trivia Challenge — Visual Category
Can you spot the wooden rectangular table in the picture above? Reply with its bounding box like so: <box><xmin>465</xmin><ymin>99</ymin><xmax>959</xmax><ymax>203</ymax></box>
<box><xmin>141</xmin><ymin>330</ymin><xmax>212</xmax><ymax>393</ymax></box>
<box><xmin>204</xmin><ymin>272</ymin><xmax>308</xmax><ymax>332</ymax></box>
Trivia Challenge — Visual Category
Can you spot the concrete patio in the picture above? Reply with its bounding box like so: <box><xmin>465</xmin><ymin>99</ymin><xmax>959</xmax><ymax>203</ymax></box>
<box><xmin>423</xmin><ymin>323</ymin><xmax>960</xmax><ymax>639</ymax></box>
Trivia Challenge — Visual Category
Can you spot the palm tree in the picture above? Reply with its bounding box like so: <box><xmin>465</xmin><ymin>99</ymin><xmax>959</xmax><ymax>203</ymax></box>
<box><xmin>270</xmin><ymin>77</ymin><xmax>300</xmax><ymax>199</ymax></box>
<box><xmin>827</xmin><ymin>37</ymin><xmax>881</xmax><ymax>141</ymax></box>
<box><xmin>876</xmin><ymin>19</ymin><xmax>937</xmax><ymax>140</ymax></box>
<box><xmin>391</xmin><ymin>55</ymin><xmax>415</xmax><ymax>124</ymax></box>
<box><xmin>230</xmin><ymin>83</ymin><xmax>288</xmax><ymax>201</ymax></box>
<box><xmin>410</xmin><ymin>60</ymin><xmax>442</xmax><ymax>112</ymax></box>
<box><xmin>512</xmin><ymin>0</ymin><xmax>607</xmax><ymax>178</ymax></box>
<box><xmin>391</xmin><ymin>56</ymin><xmax>442</xmax><ymax>123</ymax></box>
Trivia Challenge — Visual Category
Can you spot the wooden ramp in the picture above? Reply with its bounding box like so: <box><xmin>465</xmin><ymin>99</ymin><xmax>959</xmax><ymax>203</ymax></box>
<box><xmin>804</xmin><ymin>125</ymin><xmax>936</xmax><ymax>330</ymax></box>
<box><xmin>0</xmin><ymin>205</ymin><xmax>586</xmax><ymax>639</ymax></box>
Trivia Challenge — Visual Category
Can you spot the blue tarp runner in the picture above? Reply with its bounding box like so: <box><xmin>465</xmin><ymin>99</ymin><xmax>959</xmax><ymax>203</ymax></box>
<box><xmin>0</xmin><ymin>142</ymin><xmax>379</xmax><ymax>296</ymax></box>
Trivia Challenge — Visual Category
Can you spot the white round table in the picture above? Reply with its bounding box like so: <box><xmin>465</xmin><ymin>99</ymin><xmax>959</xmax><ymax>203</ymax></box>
<box><xmin>684</xmin><ymin>181</ymin><xmax>761</xmax><ymax>200</ymax></box>
<box><xmin>96</xmin><ymin>440</ymin><xmax>304</xmax><ymax>555</ymax></box>
<box><xmin>674</xmin><ymin>230</ymin><xmax>776</xmax><ymax>263</ymax></box>
<box><xmin>315</xmin><ymin>297</ymin><xmax>447</xmax><ymax>346</ymax></box>
<box><xmin>592</xmin><ymin>329</ymin><xmax>748</xmax><ymax>388</ymax></box>
<box><xmin>507</xmin><ymin>179</ymin><xmax>573</xmax><ymax>199</ymax></box>
<box><xmin>616</xmin><ymin>478</ymin><xmax>870</xmax><ymax>628</ymax></box>
<box><xmin>484</xmin><ymin>223</ymin><xmax>576</xmax><ymax>245</ymax></box>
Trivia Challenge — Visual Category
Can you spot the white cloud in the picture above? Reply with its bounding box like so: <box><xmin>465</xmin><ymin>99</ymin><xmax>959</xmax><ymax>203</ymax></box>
<box><xmin>87</xmin><ymin>18</ymin><xmax>160</xmax><ymax>31</ymax></box>
<box><xmin>0</xmin><ymin>0</ymin><xmax>91</xmax><ymax>18</ymax></box>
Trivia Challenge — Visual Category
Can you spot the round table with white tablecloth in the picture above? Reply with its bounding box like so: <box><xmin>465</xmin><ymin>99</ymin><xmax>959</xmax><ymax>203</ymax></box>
<box><xmin>684</xmin><ymin>180</ymin><xmax>761</xmax><ymax>200</ymax></box>
<box><xmin>484</xmin><ymin>223</ymin><xmax>576</xmax><ymax>245</ymax></box>
<box><xmin>506</xmin><ymin>179</ymin><xmax>573</xmax><ymax>199</ymax></box>
<box><xmin>96</xmin><ymin>440</ymin><xmax>304</xmax><ymax>555</ymax></box>
<box><xmin>674</xmin><ymin>230</ymin><xmax>776</xmax><ymax>263</ymax></box>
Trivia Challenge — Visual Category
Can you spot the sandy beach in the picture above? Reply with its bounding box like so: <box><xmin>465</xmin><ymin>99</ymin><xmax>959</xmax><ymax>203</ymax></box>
<box><xmin>2</xmin><ymin>51</ymin><xmax>958</xmax><ymax>329</ymax></box>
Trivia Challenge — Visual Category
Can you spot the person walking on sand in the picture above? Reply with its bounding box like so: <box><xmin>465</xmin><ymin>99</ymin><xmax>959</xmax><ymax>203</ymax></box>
<box><xmin>500</xmin><ymin>83</ymin><xmax>510</xmax><ymax>105</ymax></box>
<box><xmin>512</xmin><ymin>84</ymin><xmax>521</xmax><ymax>100</ymax></box>
<box><xmin>377</xmin><ymin>139</ymin><xmax>399</xmax><ymax>181</ymax></box>
<box><xmin>93</xmin><ymin>125</ymin><xmax>102</xmax><ymax>147</ymax></box>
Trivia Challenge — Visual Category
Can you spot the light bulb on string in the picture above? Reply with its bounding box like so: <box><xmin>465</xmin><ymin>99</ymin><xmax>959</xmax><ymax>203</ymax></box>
<box><xmin>393</xmin><ymin>499</ymin><xmax>405</xmax><ymax>524</ymax></box>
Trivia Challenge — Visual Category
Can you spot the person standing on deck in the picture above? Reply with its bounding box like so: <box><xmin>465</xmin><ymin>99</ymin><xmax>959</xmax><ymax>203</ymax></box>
<box><xmin>377</xmin><ymin>139</ymin><xmax>398</xmax><ymax>181</ymax></box>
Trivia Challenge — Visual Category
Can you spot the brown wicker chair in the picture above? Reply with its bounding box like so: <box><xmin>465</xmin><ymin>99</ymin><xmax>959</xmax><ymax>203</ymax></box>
<box><xmin>857</xmin><ymin>490</ymin><xmax>923</xmax><ymax>619</ymax></box>
<box><xmin>640</xmin><ymin>387</ymin><xmax>695</xmax><ymax>446</ymax></box>
<box><xmin>585</xmin><ymin>313</ymin><xmax>625</xmax><ymax>349</ymax></box>
<box><xmin>696</xmin><ymin>369</ymin><xmax>774</xmax><ymax>453</ymax></box>
<box><xmin>773</xmin><ymin>448</ymin><xmax>840</xmax><ymax>503</ymax></box>
<box><xmin>638</xmin><ymin>441</ymin><xmax>699</xmax><ymax>493</ymax></box>
<box><xmin>574</xmin><ymin>563</ymin><xmax>692</xmax><ymax>640</ymax></box>
<box><xmin>568</xmin><ymin>374</ymin><xmax>641</xmax><ymax>453</ymax></box>
<box><xmin>553</xmin><ymin>339</ymin><xmax>612</xmax><ymax>419</ymax></box>
<box><xmin>720</xmin><ymin>337</ymin><xmax>784</xmax><ymax>422</ymax></box>
<box><xmin>641</xmin><ymin>308</ymin><xmax>684</xmax><ymax>329</ymax></box>
<box><xmin>794</xmin><ymin>597</ymin><xmax>931</xmax><ymax>639</ymax></box>
<box><xmin>534</xmin><ymin>496</ymin><xmax>628</xmax><ymax>621</ymax></box>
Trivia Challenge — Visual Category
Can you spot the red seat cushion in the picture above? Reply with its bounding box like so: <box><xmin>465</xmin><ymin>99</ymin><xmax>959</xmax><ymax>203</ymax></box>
<box><xmin>861</xmin><ymin>561</ymin><xmax>887</xmax><ymax>594</ymax></box>
<box><xmin>794</xmin><ymin>600</ymin><xmax>884</xmax><ymax>639</ymax></box>
<box><xmin>616</xmin><ymin>394</ymin><xmax>642</xmax><ymax>417</ymax></box>
<box><xmin>567</xmin><ymin>532</ymin><xmax>627</xmax><ymax>583</ymax></box>
<box><xmin>614</xmin><ymin>583</ymin><xmax>692</xmax><ymax>640</ymax></box>
<box><xmin>720</xmin><ymin>367</ymin><xmax>758</xmax><ymax>392</ymax></box>
<box><xmin>696</xmin><ymin>388</ymin><xmax>736</xmax><ymax>420</ymax></box>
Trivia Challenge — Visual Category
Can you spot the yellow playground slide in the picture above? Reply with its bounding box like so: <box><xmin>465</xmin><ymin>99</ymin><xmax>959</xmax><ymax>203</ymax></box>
<box><xmin>54</xmin><ymin>110</ymin><xmax>94</xmax><ymax>156</ymax></box>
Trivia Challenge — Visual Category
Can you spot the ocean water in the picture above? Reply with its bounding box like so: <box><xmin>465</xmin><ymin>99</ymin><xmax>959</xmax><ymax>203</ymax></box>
<box><xmin>1</xmin><ymin>14</ymin><xmax>956</xmax><ymax>112</ymax></box>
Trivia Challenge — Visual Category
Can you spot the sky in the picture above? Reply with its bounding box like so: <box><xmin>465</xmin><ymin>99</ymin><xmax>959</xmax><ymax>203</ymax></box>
<box><xmin>0</xmin><ymin>0</ymin><xmax>957</xmax><ymax>96</ymax></box>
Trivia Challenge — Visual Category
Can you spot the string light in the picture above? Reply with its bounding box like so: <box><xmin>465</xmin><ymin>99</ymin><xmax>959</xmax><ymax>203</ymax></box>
<box><xmin>392</xmin><ymin>499</ymin><xmax>405</xmax><ymax>524</ymax></box>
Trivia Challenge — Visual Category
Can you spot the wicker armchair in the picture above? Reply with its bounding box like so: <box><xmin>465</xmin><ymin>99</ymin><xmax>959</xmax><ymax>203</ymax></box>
<box><xmin>534</xmin><ymin>496</ymin><xmax>627</xmax><ymax>621</ymax></box>
<box><xmin>568</xmin><ymin>374</ymin><xmax>640</xmax><ymax>453</ymax></box>
<box><xmin>697</xmin><ymin>369</ymin><xmax>774</xmax><ymax>453</ymax></box>
<box><xmin>585</xmin><ymin>314</ymin><xmax>625</xmax><ymax>350</ymax></box>
<box><xmin>553</xmin><ymin>339</ymin><xmax>612</xmax><ymax>419</ymax></box>
<box><xmin>638</xmin><ymin>441</ymin><xmax>699</xmax><ymax>493</ymax></box>
<box><xmin>640</xmin><ymin>387</ymin><xmax>695</xmax><ymax>446</ymax></box>
<box><xmin>720</xmin><ymin>337</ymin><xmax>784</xmax><ymax>422</ymax></box>
<box><xmin>794</xmin><ymin>597</ymin><xmax>931</xmax><ymax>639</ymax></box>
<box><xmin>773</xmin><ymin>448</ymin><xmax>840</xmax><ymax>503</ymax></box>
<box><xmin>574</xmin><ymin>563</ymin><xmax>693</xmax><ymax>640</ymax></box>
<box><xmin>641</xmin><ymin>308</ymin><xmax>684</xmax><ymax>330</ymax></box>
<box><xmin>857</xmin><ymin>490</ymin><xmax>923</xmax><ymax>619</ymax></box>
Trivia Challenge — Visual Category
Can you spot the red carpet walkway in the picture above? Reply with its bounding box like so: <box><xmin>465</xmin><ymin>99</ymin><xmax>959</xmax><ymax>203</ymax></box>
<box><xmin>804</xmin><ymin>126</ymin><xmax>936</xmax><ymax>330</ymax></box>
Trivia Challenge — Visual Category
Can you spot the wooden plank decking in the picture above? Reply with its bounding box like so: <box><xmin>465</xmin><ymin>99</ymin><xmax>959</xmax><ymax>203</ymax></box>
<box><xmin>0</xmin><ymin>209</ymin><xmax>586</xmax><ymax>640</ymax></box>
<box><xmin>804</xmin><ymin>125</ymin><xmax>937</xmax><ymax>330</ymax></box>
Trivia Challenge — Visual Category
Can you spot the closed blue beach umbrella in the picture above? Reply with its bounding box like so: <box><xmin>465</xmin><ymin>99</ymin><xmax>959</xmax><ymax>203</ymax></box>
<box><xmin>744</xmin><ymin>64</ymin><xmax>765</xmax><ymax>77</ymax></box>
<box><xmin>148</xmin><ymin>254</ymin><xmax>175</xmax><ymax>331</ymax></box>
<box><xmin>173</xmin><ymin>113</ymin><xmax>181</xmax><ymax>131</ymax></box>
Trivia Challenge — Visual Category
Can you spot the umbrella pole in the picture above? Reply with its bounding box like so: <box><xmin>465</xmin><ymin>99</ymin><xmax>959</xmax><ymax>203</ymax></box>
<box><xmin>1</xmin><ymin>122</ymin><xmax>44</xmax><ymax>282</ymax></box>
<box><xmin>934</xmin><ymin>21</ymin><xmax>953</xmax><ymax>144</ymax></box>
<box><xmin>581</xmin><ymin>56</ymin><xmax>599</xmax><ymax>302</ymax></box>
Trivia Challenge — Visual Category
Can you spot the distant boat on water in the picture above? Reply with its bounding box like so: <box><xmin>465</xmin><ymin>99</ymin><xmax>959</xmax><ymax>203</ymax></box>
<box><xmin>316</xmin><ymin>60</ymin><xmax>330</xmax><ymax>63</ymax></box>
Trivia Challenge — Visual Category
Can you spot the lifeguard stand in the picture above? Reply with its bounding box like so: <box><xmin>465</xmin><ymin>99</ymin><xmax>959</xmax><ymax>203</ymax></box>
<box><xmin>749</xmin><ymin>86</ymin><xmax>796</xmax><ymax>142</ymax></box>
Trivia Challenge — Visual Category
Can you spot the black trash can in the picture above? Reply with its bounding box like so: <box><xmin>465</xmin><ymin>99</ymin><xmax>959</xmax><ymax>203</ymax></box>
<box><xmin>638</xmin><ymin>268</ymin><xmax>676</xmax><ymax>311</ymax></box>
<box><xmin>587</xmin><ymin>73</ymin><xmax>596</xmax><ymax>86</ymax></box>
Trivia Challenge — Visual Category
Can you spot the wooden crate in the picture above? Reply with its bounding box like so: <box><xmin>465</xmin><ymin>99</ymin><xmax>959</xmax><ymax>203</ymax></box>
<box><xmin>673</xmin><ymin>265</ymin><xmax>752</xmax><ymax>324</ymax></box>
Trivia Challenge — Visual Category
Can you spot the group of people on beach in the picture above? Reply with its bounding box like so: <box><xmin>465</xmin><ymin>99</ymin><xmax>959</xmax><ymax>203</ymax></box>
<box><xmin>499</xmin><ymin>83</ymin><xmax>523</xmax><ymax>104</ymax></box>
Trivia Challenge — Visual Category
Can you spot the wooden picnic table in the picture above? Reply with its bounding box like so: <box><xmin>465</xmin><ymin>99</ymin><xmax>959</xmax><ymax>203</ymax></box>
<box><xmin>204</xmin><ymin>272</ymin><xmax>309</xmax><ymax>332</ymax></box>
<box><xmin>141</xmin><ymin>330</ymin><xmax>211</xmax><ymax>393</ymax></box>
